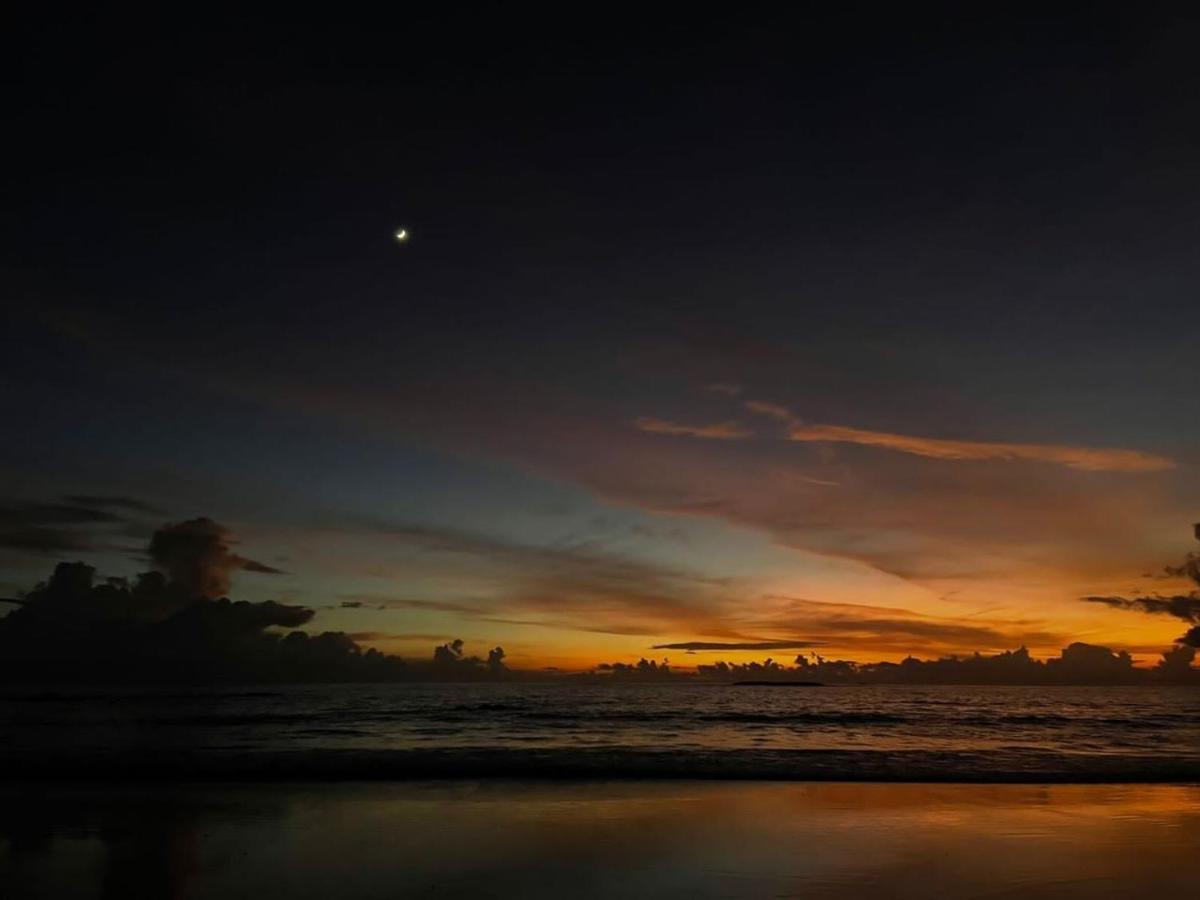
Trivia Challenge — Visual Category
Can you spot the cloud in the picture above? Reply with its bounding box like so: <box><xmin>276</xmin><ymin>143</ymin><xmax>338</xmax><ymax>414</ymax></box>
<box><xmin>346</xmin><ymin>631</ymin><xmax>456</xmax><ymax>642</ymax></box>
<box><xmin>178</xmin><ymin>354</ymin><xmax>1184</xmax><ymax>599</ymax></box>
<box><xmin>148</xmin><ymin>518</ymin><xmax>282</xmax><ymax>599</ymax></box>
<box><xmin>1079</xmin><ymin>525</ymin><xmax>1200</xmax><ymax>648</ymax></box>
<box><xmin>339</xmin><ymin>595</ymin><xmax>490</xmax><ymax>616</ymax></box>
<box><xmin>651</xmin><ymin>640</ymin><xmax>825</xmax><ymax>651</ymax></box>
<box><xmin>706</xmin><ymin>383</ymin><xmax>742</xmax><ymax>396</ymax></box>
<box><xmin>1082</xmin><ymin>594</ymin><xmax>1200</xmax><ymax>623</ymax></box>
<box><xmin>634</xmin><ymin>417</ymin><xmax>752</xmax><ymax>440</ymax></box>
<box><xmin>197</xmin><ymin>598</ymin><xmax>314</xmax><ymax>630</ymax></box>
<box><xmin>743</xmin><ymin>400</ymin><xmax>795</xmax><ymax>423</ymax></box>
<box><xmin>431</xmin><ymin>638</ymin><xmax>509</xmax><ymax>676</ymax></box>
<box><xmin>0</xmin><ymin>499</ymin><xmax>139</xmax><ymax>554</ymax></box>
<box><xmin>61</xmin><ymin>496</ymin><xmax>164</xmax><ymax>515</ymax></box>
<box><xmin>744</xmin><ymin>596</ymin><xmax>1069</xmax><ymax>656</ymax></box>
<box><xmin>355</xmin><ymin>519</ymin><xmax>741</xmax><ymax>637</ymax></box>
<box><xmin>785</xmin><ymin>424</ymin><xmax>1173</xmax><ymax>472</ymax></box>
<box><xmin>0</xmin><ymin>525</ymin><xmax>97</xmax><ymax>554</ymax></box>
<box><xmin>0</xmin><ymin>503</ymin><xmax>120</xmax><ymax>526</ymax></box>
<box><xmin>0</xmin><ymin>519</ymin><xmax>416</xmax><ymax>683</ymax></box>
<box><xmin>743</xmin><ymin>402</ymin><xmax>1174</xmax><ymax>472</ymax></box>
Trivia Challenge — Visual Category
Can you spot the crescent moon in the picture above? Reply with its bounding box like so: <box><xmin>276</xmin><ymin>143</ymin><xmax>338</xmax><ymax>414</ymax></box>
<box><xmin>394</xmin><ymin>228</ymin><xmax>408</xmax><ymax>242</ymax></box>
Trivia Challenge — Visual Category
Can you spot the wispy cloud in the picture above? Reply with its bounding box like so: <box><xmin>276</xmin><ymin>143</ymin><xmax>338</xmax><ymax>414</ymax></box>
<box><xmin>0</xmin><ymin>496</ymin><xmax>165</xmax><ymax>556</ymax></box>
<box><xmin>650</xmin><ymin>640</ymin><xmax>824</xmax><ymax>651</ymax></box>
<box><xmin>62</xmin><ymin>496</ymin><xmax>165</xmax><ymax>516</ymax></box>
<box><xmin>743</xmin><ymin>401</ymin><xmax>1173</xmax><ymax>472</ymax></box>
<box><xmin>350</xmin><ymin>520</ymin><xmax>744</xmax><ymax>638</ymax></box>
<box><xmin>1083</xmin><ymin>594</ymin><xmax>1200</xmax><ymax>623</ymax></box>
<box><xmin>706</xmin><ymin>383</ymin><xmax>742</xmax><ymax>397</ymax></box>
<box><xmin>742</xmin><ymin>596</ymin><xmax>1070</xmax><ymax>655</ymax></box>
<box><xmin>346</xmin><ymin>631</ymin><xmax>456</xmax><ymax>643</ymax></box>
<box><xmin>338</xmin><ymin>594</ymin><xmax>491</xmax><ymax>616</ymax></box>
<box><xmin>634</xmin><ymin>417</ymin><xmax>752</xmax><ymax>441</ymax></box>
<box><xmin>743</xmin><ymin>400</ymin><xmax>795</xmax><ymax>423</ymax></box>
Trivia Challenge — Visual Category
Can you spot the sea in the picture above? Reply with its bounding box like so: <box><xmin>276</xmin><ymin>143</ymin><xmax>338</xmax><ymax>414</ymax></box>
<box><xmin>3</xmin><ymin>682</ymin><xmax>1198</xmax><ymax>782</ymax></box>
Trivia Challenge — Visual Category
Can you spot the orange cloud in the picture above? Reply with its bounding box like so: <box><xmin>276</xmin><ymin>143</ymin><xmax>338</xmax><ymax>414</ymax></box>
<box><xmin>743</xmin><ymin>400</ymin><xmax>795</xmax><ymax>423</ymax></box>
<box><xmin>634</xmin><ymin>417</ymin><xmax>752</xmax><ymax>441</ymax></box>
<box><xmin>739</xmin><ymin>595</ymin><xmax>1069</xmax><ymax>657</ymax></box>
<box><xmin>743</xmin><ymin>402</ymin><xmax>1173</xmax><ymax>472</ymax></box>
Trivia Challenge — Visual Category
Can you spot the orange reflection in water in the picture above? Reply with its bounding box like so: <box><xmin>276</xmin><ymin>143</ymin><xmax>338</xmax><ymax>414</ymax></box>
<box><xmin>4</xmin><ymin>782</ymin><xmax>1200</xmax><ymax>898</ymax></box>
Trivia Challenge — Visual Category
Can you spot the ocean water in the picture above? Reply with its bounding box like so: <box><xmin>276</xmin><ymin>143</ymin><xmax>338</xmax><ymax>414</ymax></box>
<box><xmin>3</xmin><ymin>683</ymin><xmax>1199</xmax><ymax>781</ymax></box>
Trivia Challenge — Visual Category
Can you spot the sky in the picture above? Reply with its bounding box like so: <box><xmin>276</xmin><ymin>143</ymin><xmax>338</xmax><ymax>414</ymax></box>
<box><xmin>4</xmin><ymin>11</ymin><xmax>1199</xmax><ymax>670</ymax></box>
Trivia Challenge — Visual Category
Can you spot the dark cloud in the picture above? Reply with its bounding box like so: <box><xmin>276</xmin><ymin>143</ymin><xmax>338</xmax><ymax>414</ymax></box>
<box><xmin>61</xmin><ymin>496</ymin><xmax>164</xmax><ymax>515</ymax></box>
<box><xmin>430</xmin><ymin>638</ymin><xmax>510</xmax><ymax>678</ymax></box>
<box><xmin>1082</xmin><ymin>594</ymin><xmax>1200</xmax><ymax>623</ymax></box>
<box><xmin>0</xmin><ymin>497</ymin><xmax>163</xmax><ymax>556</ymax></box>
<box><xmin>0</xmin><ymin>518</ymin><xmax>518</xmax><ymax>684</ymax></box>
<box><xmin>0</xmin><ymin>503</ymin><xmax>119</xmax><ymax>526</ymax></box>
<box><xmin>1079</xmin><ymin>523</ymin><xmax>1200</xmax><ymax>648</ymax></box>
<box><xmin>0</xmin><ymin>501</ymin><xmax>122</xmax><ymax>554</ymax></box>
<box><xmin>0</xmin><ymin>525</ymin><xmax>96</xmax><ymax>554</ymax></box>
<box><xmin>487</xmin><ymin>646</ymin><xmax>506</xmax><ymax>672</ymax></box>
<box><xmin>221</xmin><ymin>599</ymin><xmax>313</xmax><ymax>630</ymax></box>
<box><xmin>1158</xmin><ymin>643</ymin><xmax>1196</xmax><ymax>672</ymax></box>
<box><xmin>651</xmin><ymin>640</ymin><xmax>824</xmax><ymax>651</ymax></box>
<box><xmin>337</xmin><ymin>596</ymin><xmax>489</xmax><ymax>616</ymax></box>
<box><xmin>0</xmin><ymin>520</ymin><xmax>397</xmax><ymax>683</ymax></box>
<box><xmin>433</xmin><ymin>638</ymin><xmax>465</xmax><ymax>666</ymax></box>
<box><xmin>390</xmin><ymin>598</ymin><xmax>487</xmax><ymax>615</ymax></box>
<box><xmin>148</xmin><ymin>518</ymin><xmax>281</xmax><ymax>600</ymax></box>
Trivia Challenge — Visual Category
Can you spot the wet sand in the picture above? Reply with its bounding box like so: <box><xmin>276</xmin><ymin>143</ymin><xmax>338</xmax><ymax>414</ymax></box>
<box><xmin>3</xmin><ymin>781</ymin><xmax>1199</xmax><ymax>898</ymax></box>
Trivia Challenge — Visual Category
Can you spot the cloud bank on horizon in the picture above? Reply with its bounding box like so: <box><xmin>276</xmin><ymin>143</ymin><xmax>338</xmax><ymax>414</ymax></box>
<box><xmin>1</xmin><ymin>515</ymin><xmax>1197</xmax><ymax>681</ymax></box>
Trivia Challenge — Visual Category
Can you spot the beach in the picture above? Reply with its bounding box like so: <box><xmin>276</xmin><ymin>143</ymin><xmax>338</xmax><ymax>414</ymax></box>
<box><xmin>5</xmin><ymin>781</ymin><xmax>1199</xmax><ymax>898</ymax></box>
<box><xmin>5</xmin><ymin>684</ymin><xmax>1200</xmax><ymax>896</ymax></box>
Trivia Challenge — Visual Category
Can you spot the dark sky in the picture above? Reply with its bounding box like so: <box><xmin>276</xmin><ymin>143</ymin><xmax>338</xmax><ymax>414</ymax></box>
<box><xmin>4</xmin><ymin>11</ymin><xmax>1199</xmax><ymax>667</ymax></box>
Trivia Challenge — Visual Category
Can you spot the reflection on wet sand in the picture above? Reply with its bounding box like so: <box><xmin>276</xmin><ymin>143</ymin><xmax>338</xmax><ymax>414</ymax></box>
<box><xmin>3</xmin><ymin>782</ymin><xmax>1199</xmax><ymax>898</ymax></box>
